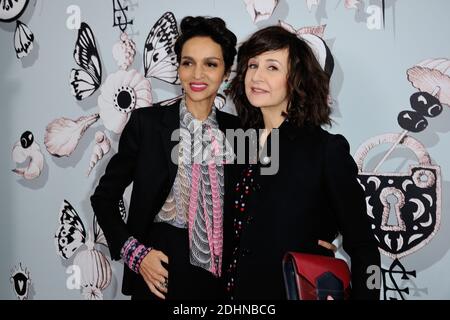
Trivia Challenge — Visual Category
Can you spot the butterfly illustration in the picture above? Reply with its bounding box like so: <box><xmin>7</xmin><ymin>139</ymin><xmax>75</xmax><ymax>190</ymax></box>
<box><xmin>0</xmin><ymin>0</ymin><xmax>34</xmax><ymax>59</ymax></box>
<box><xmin>54</xmin><ymin>199</ymin><xmax>127</xmax><ymax>258</ymax></box>
<box><xmin>14</xmin><ymin>20</ymin><xmax>34</xmax><ymax>58</ymax></box>
<box><xmin>70</xmin><ymin>22</ymin><xmax>102</xmax><ymax>101</ymax></box>
<box><xmin>54</xmin><ymin>199</ymin><xmax>126</xmax><ymax>300</ymax></box>
<box><xmin>144</xmin><ymin>11</ymin><xmax>180</xmax><ymax>84</ymax></box>
<box><xmin>93</xmin><ymin>199</ymin><xmax>127</xmax><ymax>247</ymax></box>
<box><xmin>54</xmin><ymin>200</ymin><xmax>87</xmax><ymax>259</ymax></box>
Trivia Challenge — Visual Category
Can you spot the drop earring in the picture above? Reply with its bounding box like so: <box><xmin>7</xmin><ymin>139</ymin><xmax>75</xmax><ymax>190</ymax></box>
<box><xmin>220</xmin><ymin>79</ymin><xmax>230</xmax><ymax>93</ymax></box>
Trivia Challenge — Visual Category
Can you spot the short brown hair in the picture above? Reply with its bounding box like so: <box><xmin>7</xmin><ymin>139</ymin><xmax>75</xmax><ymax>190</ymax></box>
<box><xmin>229</xmin><ymin>26</ymin><xmax>331</xmax><ymax>129</ymax></box>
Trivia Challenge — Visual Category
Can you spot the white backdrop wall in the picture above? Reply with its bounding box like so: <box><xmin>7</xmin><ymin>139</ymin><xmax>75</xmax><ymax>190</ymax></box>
<box><xmin>1</xmin><ymin>0</ymin><xmax>449</xmax><ymax>299</ymax></box>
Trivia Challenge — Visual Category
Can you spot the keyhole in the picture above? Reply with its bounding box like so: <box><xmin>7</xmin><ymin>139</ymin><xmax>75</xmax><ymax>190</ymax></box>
<box><xmin>380</xmin><ymin>187</ymin><xmax>406</xmax><ymax>232</ymax></box>
<box><xmin>386</xmin><ymin>194</ymin><xmax>400</xmax><ymax>226</ymax></box>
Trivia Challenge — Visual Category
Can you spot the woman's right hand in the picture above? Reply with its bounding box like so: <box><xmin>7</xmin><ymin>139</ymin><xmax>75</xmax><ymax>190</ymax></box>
<box><xmin>139</xmin><ymin>249</ymin><xmax>169</xmax><ymax>299</ymax></box>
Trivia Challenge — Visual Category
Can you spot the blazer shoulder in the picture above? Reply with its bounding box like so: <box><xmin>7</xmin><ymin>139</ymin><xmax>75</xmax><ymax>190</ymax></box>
<box><xmin>305</xmin><ymin>125</ymin><xmax>345</xmax><ymax>143</ymax></box>
<box><xmin>132</xmin><ymin>98</ymin><xmax>180</xmax><ymax>124</ymax></box>
<box><xmin>314</xmin><ymin>129</ymin><xmax>354</xmax><ymax>168</ymax></box>
<box><xmin>319</xmin><ymin>128</ymin><xmax>351</xmax><ymax>152</ymax></box>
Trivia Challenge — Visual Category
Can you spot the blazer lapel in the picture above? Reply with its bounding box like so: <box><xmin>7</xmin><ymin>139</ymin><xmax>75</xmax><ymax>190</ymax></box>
<box><xmin>160</xmin><ymin>101</ymin><xmax>181</xmax><ymax>185</ymax></box>
<box><xmin>216</xmin><ymin>110</ymin><xmax>228</xmax><ymax>133</ymax></box>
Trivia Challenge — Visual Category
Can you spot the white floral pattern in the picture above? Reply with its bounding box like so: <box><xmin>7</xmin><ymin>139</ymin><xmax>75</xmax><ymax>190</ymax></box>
<box><xmin>98</xmin><ymin>69</ymin><xmax>152</xmax><ymax>134</ymax></box>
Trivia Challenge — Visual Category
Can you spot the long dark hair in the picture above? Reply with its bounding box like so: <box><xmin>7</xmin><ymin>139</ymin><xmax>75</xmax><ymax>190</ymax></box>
<box><xmin>174</xmin><ymin>16</ymin><xmax>237</xmax><ymax>75</ymax></box>
<box><xmin>230</xmin><ymin>26</ymin><xmax>331</xmax><ymax>129</ymax></box>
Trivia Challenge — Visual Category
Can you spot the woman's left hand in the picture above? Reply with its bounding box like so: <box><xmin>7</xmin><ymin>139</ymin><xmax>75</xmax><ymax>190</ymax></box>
<box><xmin>318</xmin><ymin>240</ymin><xmax>337</xmax><ymax>252</ymax></box>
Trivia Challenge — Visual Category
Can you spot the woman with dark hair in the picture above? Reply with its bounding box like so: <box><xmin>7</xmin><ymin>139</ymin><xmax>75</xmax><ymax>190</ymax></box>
<box><xmin>91</xmin><ymin>16</ymin><xmax>238</xmax><ymax>300</ymax></box>
<box><xmin>224</xmin><ymin>26</ymin><xmax>380</xmax><ymax>300</ymax></box>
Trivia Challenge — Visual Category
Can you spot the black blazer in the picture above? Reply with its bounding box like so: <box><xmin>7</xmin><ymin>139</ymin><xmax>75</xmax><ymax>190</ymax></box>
<box><xmin>90</xmin><ymin>99</ymin><xmax>240</xmax><ymax>295</ymax></box>
<box><xmin>223</xmin><ymin>120</ymin><xmax>381</xmax><ymax>300</ymax></box>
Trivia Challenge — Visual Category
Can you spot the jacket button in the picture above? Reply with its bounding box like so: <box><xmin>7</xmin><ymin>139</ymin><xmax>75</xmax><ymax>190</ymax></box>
<box><xmin>247</xmin><ymin>216</ymin><xmax>254</xmax><ymax>224</ymax></box>
<box><xmin>242</xmin><ymin>249</ymin><xmax>251</xmax><ymax>256</ymax></box>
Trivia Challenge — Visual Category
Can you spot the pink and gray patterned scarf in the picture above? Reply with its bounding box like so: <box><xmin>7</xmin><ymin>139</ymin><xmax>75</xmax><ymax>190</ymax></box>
<box><xmin>178</xmin><ymin>98</ymin><xmax>232</xmax><ymax>276</ymax></box>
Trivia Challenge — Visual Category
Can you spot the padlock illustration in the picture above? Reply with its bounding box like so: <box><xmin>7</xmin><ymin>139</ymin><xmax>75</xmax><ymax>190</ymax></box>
<box><xmin>354</xmin><ymin>133</ymin><xmax>441</xmax><ymax>259</ymax></box>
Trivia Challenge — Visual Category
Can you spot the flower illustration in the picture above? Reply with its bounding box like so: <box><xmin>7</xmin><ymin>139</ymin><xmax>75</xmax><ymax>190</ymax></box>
<box><xmin>98</xmin><ymin>69</ymin><xmax>152</xmax><ymax>134</ymax></box>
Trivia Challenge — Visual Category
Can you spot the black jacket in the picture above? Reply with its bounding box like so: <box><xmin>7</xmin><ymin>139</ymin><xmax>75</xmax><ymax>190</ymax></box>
<box><xmin>90</xmin><ymin>99</ymin><xmax>240</xmax><ymax>295</ymax></box>
<box><xmin>223</xmin><ymin>120</ymin><xmax>381</xmax><ymax>300</ymax></box>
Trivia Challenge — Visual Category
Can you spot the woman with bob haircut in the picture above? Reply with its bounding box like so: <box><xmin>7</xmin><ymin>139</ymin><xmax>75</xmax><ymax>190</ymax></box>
<box><xmin>223</xmin><ymin>26</ymin><xmax>380</xmax><ymax>300</ymax></box>
<box><xmin>91</xmin><ymin>16</ymin><xmax>238</xmax><ymax>300</ymax></box>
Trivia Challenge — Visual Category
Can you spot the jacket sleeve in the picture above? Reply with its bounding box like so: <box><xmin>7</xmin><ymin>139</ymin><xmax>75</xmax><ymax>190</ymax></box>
<box><xmin>90</xmin><ymin>110</ymin><xmax>141</xmax><ymax>260</ymax></box>
<box><xmin>324</xmin><ymin>134</ymin><xmax>381</xmax><ymax>300</ymax></box>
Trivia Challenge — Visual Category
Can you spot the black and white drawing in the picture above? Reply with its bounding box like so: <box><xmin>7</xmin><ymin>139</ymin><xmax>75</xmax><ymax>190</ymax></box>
<box><xmin>12</xmin><ymin>131</ymin><xmax>44</xmax><ymax>180</ymax></box>
<box><xmin>70</xmin><ymin>23</ymin><xmax>102</xmax><ymax>101</ymax></box>
<box><xmin>10</xmin><ymin>263</ymin><xmax>32</xmax><ymax>300</ymax></box>
<box><xmin>0</xmin><ymin>0</ymin><xmax>34</xmax><ymax>59</ymax></box>
<box><xmin>354</xmin><ymin>134</ymin><xmax>441</xmax><ymax>259</ymax></box>
<box><xmin>54</xmin><ymin>200</ymin><xmax>112</xmax><ymax>299</ymax></box>
<box><xmin>143</xmin><ymin>11</ymin><xmax>180</xmax><ymax>84</ymax></box>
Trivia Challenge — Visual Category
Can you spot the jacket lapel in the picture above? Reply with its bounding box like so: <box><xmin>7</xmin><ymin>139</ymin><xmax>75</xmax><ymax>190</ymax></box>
<box><xmin>160</xmin><ymin>100</ymin><xmax>181</xmax><ymax>185</ymax></box>
<box><xmin>216</xmin><ymin>109</ymin><xmax>228</xmax><ymax>133</ymax></box>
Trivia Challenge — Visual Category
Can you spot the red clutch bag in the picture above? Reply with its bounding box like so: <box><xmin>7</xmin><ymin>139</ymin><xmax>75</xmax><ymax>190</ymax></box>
<box><xmin>282</xmin><ymin>252</ymin><xmax>351</xmax><ymax>300</ymax></box>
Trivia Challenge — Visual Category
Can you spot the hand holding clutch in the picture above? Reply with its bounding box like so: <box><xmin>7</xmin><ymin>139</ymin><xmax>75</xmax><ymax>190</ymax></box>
<box><xmin>282</xmin><ymin>252</ymin><xmax>351</xmax><ymax>300</ymax></box>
